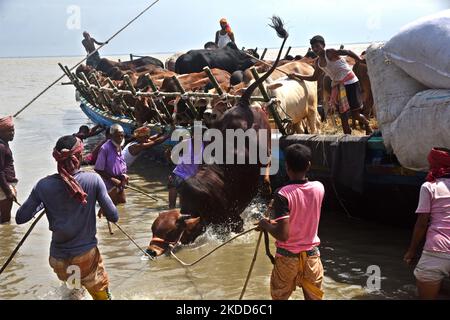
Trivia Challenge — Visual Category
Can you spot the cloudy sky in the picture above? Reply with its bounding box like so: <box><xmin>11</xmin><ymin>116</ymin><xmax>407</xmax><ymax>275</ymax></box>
<box><xmin>0</xmin><ymin>0</ymin><xmax>448</xmax><ymax>57</ymax></box>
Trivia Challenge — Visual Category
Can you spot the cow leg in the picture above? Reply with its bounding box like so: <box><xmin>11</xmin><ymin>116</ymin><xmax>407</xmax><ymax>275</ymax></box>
<box><xmin>306</xmin><ymin>109</ymin><xmax>319</xmax><ymax>134</ymax></box>
<box><xmin>292</xmin><ymin>122</ymin><xmax>304</xmax><ymax>134</ymax></box>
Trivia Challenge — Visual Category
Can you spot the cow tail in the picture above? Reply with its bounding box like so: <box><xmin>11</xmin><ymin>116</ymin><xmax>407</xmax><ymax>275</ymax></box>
<box><xmin>240</xmin><ymin>16</ymin><xmax>289</xmax><ymax>105</ymax></box>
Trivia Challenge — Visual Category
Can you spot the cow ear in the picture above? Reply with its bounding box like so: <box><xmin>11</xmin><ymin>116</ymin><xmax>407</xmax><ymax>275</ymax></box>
<box><xmin>185</xmin><ymin>217</ymin><xmax>201</xmax><ymax>231</ymax></box>
<box><xmin>176</xmin><ymin>214</ymin><xmax>192</xmax><ymax>227</ymax></box>
<box><xmin>267</xmin><ymin>83</ymin><xmax>283</xmax><ymax>91</ymax></box>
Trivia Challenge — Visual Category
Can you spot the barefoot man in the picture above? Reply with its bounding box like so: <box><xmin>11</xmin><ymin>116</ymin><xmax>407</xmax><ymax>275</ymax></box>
<box><xmin>0</xmin><ymin>116</ymin><xmax>17</xmax><ymax>224</ymax></box>
<box><xmin>16</xmin><ymin>135</ymin><xmax>118</xmax><ymax>299</ymax></box>
<box><xmin>94</xmin><ymin>124</ymin><xmax>128</xmax><ymax>216</ymax></box>
<box><xmin>82</xmin><ymin>31</ymin><xmax>107</xmax><ymax>68</ymax></box>
<box><xmin>289</xmin><ymin>35</ymin><xmax>373</xmax><ymax>135</ymax></box>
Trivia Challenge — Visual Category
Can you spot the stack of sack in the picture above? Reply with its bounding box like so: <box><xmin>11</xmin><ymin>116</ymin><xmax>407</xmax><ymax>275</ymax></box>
<box><xmin>366</xmin><ymin>9</ymin><xmax>450</xmax><ymax>171</ymax></box>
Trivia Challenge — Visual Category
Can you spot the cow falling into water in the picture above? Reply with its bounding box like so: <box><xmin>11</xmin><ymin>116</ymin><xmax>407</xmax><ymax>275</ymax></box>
<box><xmin>146</xmin><ymin>16</ymin><xmax>289</xmax><ymax>257</ymax></box>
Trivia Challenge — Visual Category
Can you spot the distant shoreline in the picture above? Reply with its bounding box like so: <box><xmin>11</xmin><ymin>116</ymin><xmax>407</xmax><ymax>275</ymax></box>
<box><xmin>0</xmin><ymin>41</ymin><xmax>384</xmax><ymax>59</ymax></box>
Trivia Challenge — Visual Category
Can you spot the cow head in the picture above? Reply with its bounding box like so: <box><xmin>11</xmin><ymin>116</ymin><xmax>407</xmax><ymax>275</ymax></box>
<box><xmin>146</xmin><ymin>210</ymin><xmax>203</xmax><ymax>257</ymax></box>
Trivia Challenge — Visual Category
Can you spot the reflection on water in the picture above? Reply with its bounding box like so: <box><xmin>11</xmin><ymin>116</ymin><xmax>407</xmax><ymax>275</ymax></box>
<box><xmin>0</xmin><ymin>51</ymin><xmax>430</xmax><ymax>300</ymax></box>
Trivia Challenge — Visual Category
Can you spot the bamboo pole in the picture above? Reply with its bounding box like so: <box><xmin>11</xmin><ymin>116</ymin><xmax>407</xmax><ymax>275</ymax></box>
<box><xmin>203</xmin><ymin>66</ymin><xmax>224</xmax><ymax>96</ymax></box>
<box><xmin>90</xmin><ymin>73</ymin><xmax>113</xmax><ymax>108</ymax></box>
<box><xmin>123</xmin><ymin>74</ymin><xmax>137</xmax><ymax>95</ymax></box>
<box><xmin>70</xmin><ymin>78</ymin><xmax>270</xmax><ymax>102</ymax></box>
<box><xmin>250</xmin><ymin>67</ymin><xmax>270</xmax><ymax>102</ymax></box>
<box><xmin>171</xmin><ymin>76</ymin><xmax>199</xmax><ymax>119</ymax></box>
<box><xmin>79</xmin><ymin>72</ymin><xmax>102</xmax><ymax>109</ymax></box>
<box><xmin>0</xmin><ymin>210</ymin><xmax>46</xmax><ymax>275</ymax></box>
<box><xmin>261</xmin><ymin>48</ymin><xmax>268</xmax><ymax>60</ymax></box>
<box><xmin>145</xmin><ymin>73</ymin><xmax>172</xmax><ymax>121</ymax></box>
<box><xmin>250</xmin><ymin>67</ymin><xmax>287</xmax><ymax>136</ymax></box>
<box><xmin>284</xmin><ymin>46</ymin><xmax>292</xmax><ymax>58</ymax></box>
<box><xmin>106</xmin><ymin>78</ymin><xmax>133</xmax><ymax>118</ymax></box>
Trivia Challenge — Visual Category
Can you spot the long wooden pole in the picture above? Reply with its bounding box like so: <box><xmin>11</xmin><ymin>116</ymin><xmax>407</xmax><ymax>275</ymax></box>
<box><xmin>13</xmin><ymin>0</ymin><xmax>162</xmax><ymax>118</ymax></box>
<box><xmin>0</xmin><ymin>210</ymin><xmax>46</xmax><ymax>275</ymax></box>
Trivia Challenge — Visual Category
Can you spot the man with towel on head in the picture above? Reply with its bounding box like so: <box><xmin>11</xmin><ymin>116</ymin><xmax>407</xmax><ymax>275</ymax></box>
<box><xmin>0</xmin><ymin>116</ymin><xmax>17</xmax><ymax>224</ymax></box>
<box><xmin>215</xmin><ymin>18</ymin><xmax>235</xmax><ymax>48</ymax></box>
<box><xmin>16</xmin><ymin>135</ymin><xmax>118</xmax><ymax>300</ymax></box>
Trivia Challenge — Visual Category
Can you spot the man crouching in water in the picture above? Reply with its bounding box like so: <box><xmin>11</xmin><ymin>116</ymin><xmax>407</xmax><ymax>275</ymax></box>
<box><xmin>16</xmin><ymin>135</ymin><xmax>118</xmax><ymax>300</ymax></box>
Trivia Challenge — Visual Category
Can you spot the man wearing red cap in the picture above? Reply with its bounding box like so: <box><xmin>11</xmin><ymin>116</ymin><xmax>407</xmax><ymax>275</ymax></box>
<box><xmin>404</xmin><ymin>147</ymin><xmax>450</xmax><ymax>299</ymax></box>
<box><xmin>215</xmin><ymin>18</ymin><xmax>235</xmax><ymax>49</ymax></box>
<box><xmin>0</xmin><ymin>116</ymin><xmax>17</xmax><ymax>223</ymax></box>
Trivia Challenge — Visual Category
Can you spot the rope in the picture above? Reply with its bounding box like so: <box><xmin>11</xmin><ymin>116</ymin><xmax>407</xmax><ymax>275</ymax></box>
<box><xmin>113</xmin><ymin>222</ymin><xmax>155</xmax><ymax>260</ymax></box>
<box><xmin>13</xmin><ymin>0</ymin><xmax>161</xmax><ymax>118</ymax></box>
<box><xmin>126</xmin><ymin>184</ymin><xmax>159</xmax><ymax>202</ymax></box>
<box><xmin>239</xmin><ymin>231</ymin><xmax>262</xmax><ymax>300</ymax></box>
<box><xmin>169</xmin><ymin>226</ymin><xmax>258</xmax><ymax>267</ymax></box>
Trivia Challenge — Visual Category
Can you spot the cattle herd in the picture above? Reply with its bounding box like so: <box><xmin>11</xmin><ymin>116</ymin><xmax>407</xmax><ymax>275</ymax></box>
<box><xmin>75</xmin><ymin>40</ymin><xmax>374</xmax><ymax>135</ymax></box>
<box><xmin>70</xmin><ymin>16</ymin><xmax>378</xmax><ymax>252</ymax></box>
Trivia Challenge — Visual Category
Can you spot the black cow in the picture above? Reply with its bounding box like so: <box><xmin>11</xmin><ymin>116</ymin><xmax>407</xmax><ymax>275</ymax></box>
<box><xmin>175</xmin><ymin>42</ymin><xmax>257</xmax><ymax>74</ymax></box>
<box><xmin>96</xmin><ymin>56</ymin><xmax>164</xmax><ymax>77</ymax></box>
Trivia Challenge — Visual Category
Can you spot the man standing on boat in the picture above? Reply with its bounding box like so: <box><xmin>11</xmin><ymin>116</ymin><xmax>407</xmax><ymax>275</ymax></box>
<box><xmin>82</xmin><ymin>31</ymin><xmax>107</xmax><ymax>68</ymax></box>
<box><xmin>289</xmin><ymin>35</ymin><xmax>373</xmax><ymax>135</ymax></box>
<box><xmin>16</xmin><ymin>135</ymin><xmax>118</xmax><ymax>300</ymax></box>
<box><xmin>0</xmin><ymin>116</ymin><xmax>17</xmax><ymax>224</ymax></box>
<box><xmin>95</xmin><ymin>124</ymin><xmax>128</xmax><ymax>216</ymax></box>
<box><xmin>215</xmin><ymin>18</ymin><xmax>235</xmax><ymax>49</ymax></box>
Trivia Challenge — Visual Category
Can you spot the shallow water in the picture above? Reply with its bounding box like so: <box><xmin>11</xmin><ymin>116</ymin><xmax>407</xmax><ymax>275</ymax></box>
<box><xmin>0</xmin><ymin>48</ymin><xmax>429</xmax><ymax>300</ymax></box>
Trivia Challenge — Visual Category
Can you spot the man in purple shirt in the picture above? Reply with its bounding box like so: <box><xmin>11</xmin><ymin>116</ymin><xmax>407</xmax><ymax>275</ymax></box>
<box><xmin>95</xmin><ymin>124</ymin><xmax>128</xmax><ymax>216</ymax></box>
<box><xmin>168</xmin><ymin>137</ymin><xmax>204</xmax><ymax>209</ymax></box>
<box><xmin>16</xmin><ymin>135</ymin><xmax>118</xmax><ymax>300</ymax></box>
<box><xmin>0</xmin><ymin>116</ymin><xmax>17</xmax><ymax>224</ymax></box>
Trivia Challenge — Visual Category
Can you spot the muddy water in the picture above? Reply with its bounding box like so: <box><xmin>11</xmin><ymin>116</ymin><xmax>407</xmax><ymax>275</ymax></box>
<box><xmin>0</xmin><ymin>49</ymin><xmax>421</xmax><ymax>300</ymax></box>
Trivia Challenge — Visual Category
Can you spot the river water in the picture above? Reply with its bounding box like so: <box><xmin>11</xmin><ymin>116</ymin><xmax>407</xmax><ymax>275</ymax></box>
<box><xmin>0</xmin><ymin>48</ymin><xmax>424</xmax><ymax>300</ymax></box>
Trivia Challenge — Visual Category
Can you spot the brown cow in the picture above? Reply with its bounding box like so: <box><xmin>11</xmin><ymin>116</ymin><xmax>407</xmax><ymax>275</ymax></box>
<box><xmin>160</xmin><ymin>69</ymin><xmax>231</xmax><ymax>124</ymax></box>
<box><xmin>146</xmin><ymin>16</ymin><xmax>288</xmax><ymax>257</ymax></box>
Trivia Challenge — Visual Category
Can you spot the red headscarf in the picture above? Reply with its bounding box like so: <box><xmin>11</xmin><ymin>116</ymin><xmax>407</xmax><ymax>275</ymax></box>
<box><xmin>52</xmin><ymin>138</ymin><xmax>87</xmax><ymax>204</ymax></box>
<box><xmin>426</xmin><ymin>148</ymin><xmax>450</xmax><ymax>182</ymax></box>
<box><xmin>0</xmin><ymin>116</ymin><xmax>14</xmax><ymax>131</ymax></box>
<box><xmin>219</xmin><ymin>18</ymin><xmax>232</xmax><ymax>35</ymax></box>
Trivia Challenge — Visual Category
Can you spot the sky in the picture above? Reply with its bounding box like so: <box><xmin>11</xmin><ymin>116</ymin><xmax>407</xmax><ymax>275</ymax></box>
<box><xmin>0</xmin><ymin>0</ymin><xmax>449</xmax><ymax>57</ymax></box>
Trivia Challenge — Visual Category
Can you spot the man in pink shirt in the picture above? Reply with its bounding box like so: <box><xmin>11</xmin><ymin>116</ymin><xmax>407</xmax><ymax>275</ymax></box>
<box><xmin>404</xmin><ymin>147</ymin><xmax>450</xmax><ymax>299</ymax></box>
<box><xmin>258</xmin><ymin>143</ymin><xmax>325</xmax><ymax>300</ymax></box>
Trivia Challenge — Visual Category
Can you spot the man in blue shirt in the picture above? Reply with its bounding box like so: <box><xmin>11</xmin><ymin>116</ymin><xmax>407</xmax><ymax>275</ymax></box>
<box><xmin>16</xmin><ymin>135</ymin><xmax>119</xmax><ymax>300</ymax></box>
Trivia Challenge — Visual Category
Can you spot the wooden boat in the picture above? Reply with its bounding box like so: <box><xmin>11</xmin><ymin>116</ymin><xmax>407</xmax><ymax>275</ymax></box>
<box><xmin>272</xmin><ymin>134</ymin><xmax>426</xmax><ymax>226</ymax></box>
<box><xmin>74</xmin><ymin>65</ymin><xmax>425</xmax><ymax>226</ymax></box>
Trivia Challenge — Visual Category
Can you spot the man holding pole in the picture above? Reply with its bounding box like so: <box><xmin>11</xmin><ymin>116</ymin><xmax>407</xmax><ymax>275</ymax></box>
<box><xmin>0</xmin><ymin>116</ymin><xmax>17</xmax><ymax>224</ymax></box>
<box><xmin>82</xmin><ymin>31</ymin><xmax>107</xmax><ymax>68</ymax></box>
<box><xmin>16</xmin><ymin>135</ymin><xmax>118</xmax><ymax>300</ymax></box>
<box><xmin>95</xmin><ymin>124</ymin><xmax>128</xmax><ymax>217</ymax></box>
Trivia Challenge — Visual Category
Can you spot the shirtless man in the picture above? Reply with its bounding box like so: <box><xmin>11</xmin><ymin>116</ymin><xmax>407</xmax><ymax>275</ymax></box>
<box><xmin>82</xmin><ymin>31</ymin><xmax>107</xmax><ymax>68</ymax></box>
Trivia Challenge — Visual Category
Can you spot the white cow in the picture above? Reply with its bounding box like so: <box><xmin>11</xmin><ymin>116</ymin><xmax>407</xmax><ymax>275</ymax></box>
<box><xmin>260</xmin><ymin>77</ymin><xmax>320</xmax><ymax>134</ymax></box>
<box><xmin>165</xmin><ymin>52</ymin><xmax>185</xmax><ymax>72</ymax></box>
